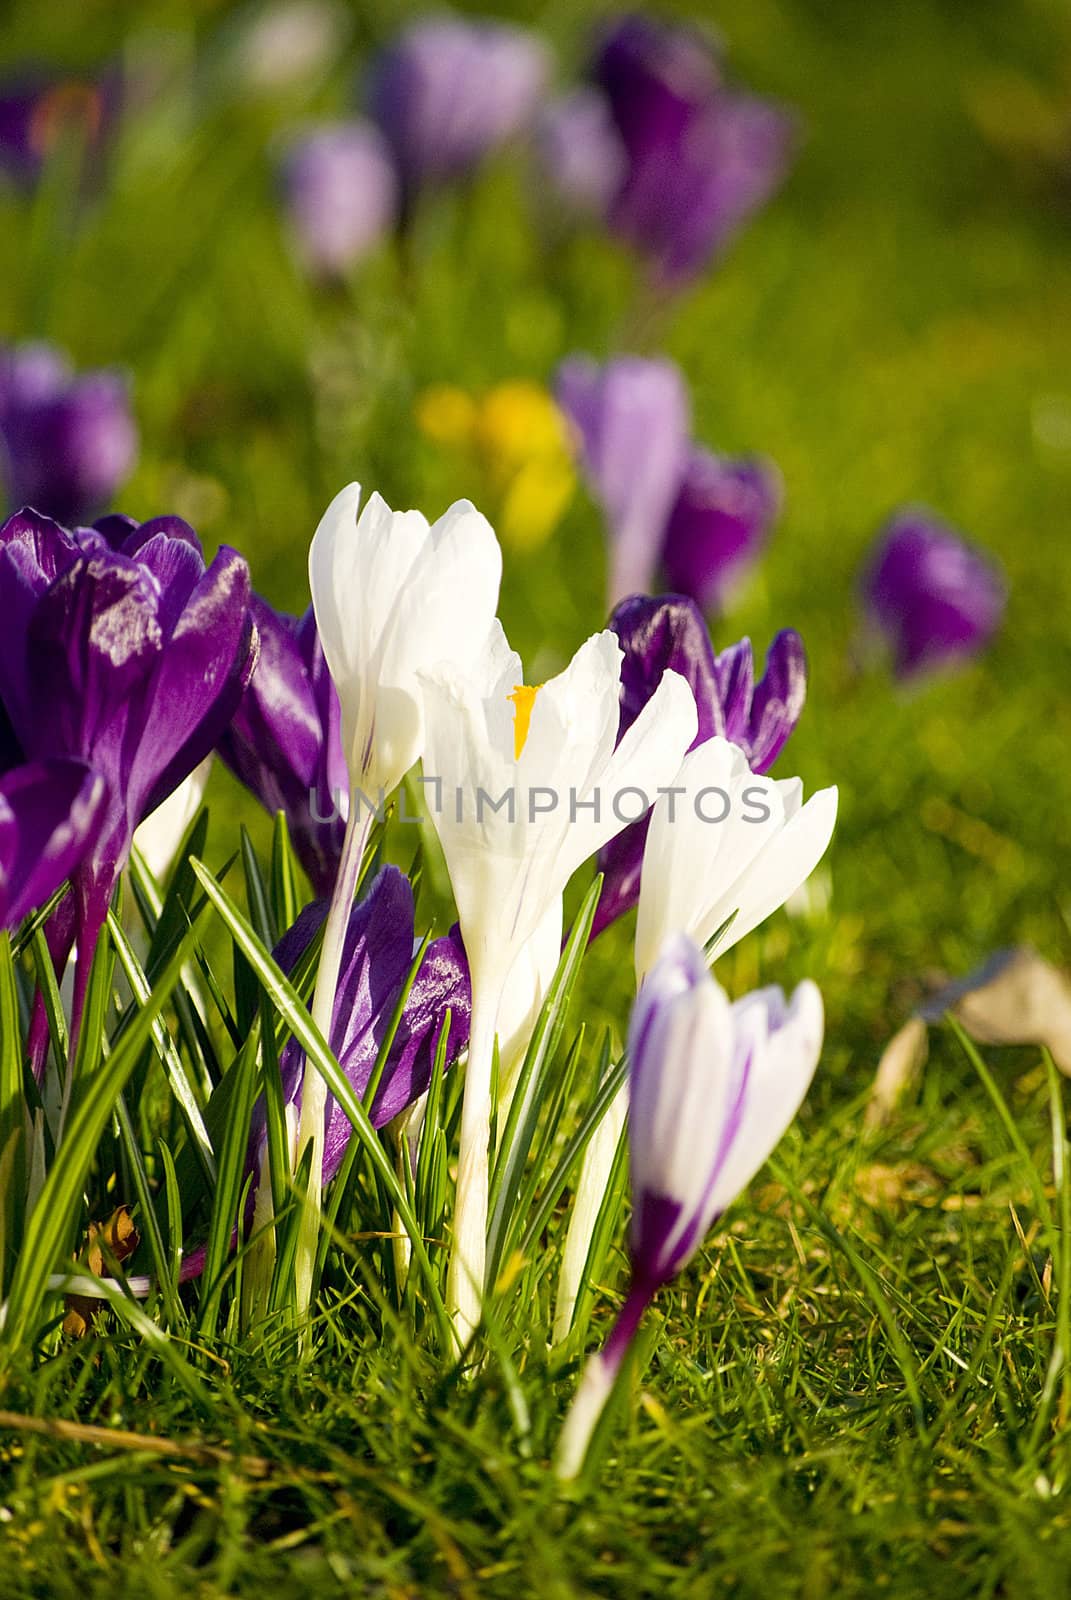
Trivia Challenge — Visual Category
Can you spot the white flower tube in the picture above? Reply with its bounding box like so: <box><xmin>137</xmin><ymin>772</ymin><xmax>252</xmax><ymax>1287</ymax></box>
<box><xmin>297</xmin><ymin>484</ymin><xmax>502</xmax><ymax>1322</ymax></box>
<box><xmin>420</xmin><ymin>624</ymin><xmax>697</xmax><ymax>1348</ymax></box>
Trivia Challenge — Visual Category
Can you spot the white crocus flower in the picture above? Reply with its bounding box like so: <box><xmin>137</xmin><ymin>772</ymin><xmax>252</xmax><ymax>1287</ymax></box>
<box><xmin>295</xmin><ymin>483</ymin><xmax>503</xmax><ymax>1324</ymax></box>
<box><xmin>495</xmin><ymin>896</ymin><xmax>563</xmax><ymax>1109</ymax></box>
<box><xmin>634</xmin><ymin>736</ymin><xmax>838</xmax><ymax>983</ymax></box>
<box><xmin>420</xmin><ymin>623</ymin><xmax>698</xmax><ymax>1347</ymax></box>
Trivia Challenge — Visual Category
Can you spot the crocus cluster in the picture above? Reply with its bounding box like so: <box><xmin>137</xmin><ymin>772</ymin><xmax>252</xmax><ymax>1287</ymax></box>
<box><xmin>861</xmin><ymin>507</ymin><xmax>1006</xmax><ymax>678</ymax></box>
<box><xmin>557</xmin><ymin>352</ymin><xmax>782</xmax><ymax>609</ymax></box>
<box><xmin>0</xmin><ymin>343</ymin><xmax>138</xmax><ymax>526</ymax></box>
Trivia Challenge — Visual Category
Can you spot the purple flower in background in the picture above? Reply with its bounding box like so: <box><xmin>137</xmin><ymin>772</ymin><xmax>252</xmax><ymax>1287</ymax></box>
<box><xmin>368</xmin><ymin>15</ymin><xmax>549</xmax><ymax>203</ymax></box>
<box><xmin>592</xmin><ymin>595</ymin><xmax>806</xmax><ymax>938</ymax></box>
<box><xmin>557</xmin><ymin>934</ymin><xmax>823</xmax><ymax>1477</ymax></box>
<box><xmin>862</xmin><ymin>508</ymin><xmax>1006</xmax><ymax>678</ymax></box>
<box><xmin>261</xmin><ymin>865</ymin><xmax>470</xmax><ymax>1179</ymax></box>
<box><xmin>219</xmin><ymin>596</ymin><xmax>348</xmax><ymax>896</ymax></box>
<box><xmin>662</xmin><ymin>449</ymin><xmax>782</xmax><ymax>611</ymax></box>
<box><xmin>0</xmin><ymin>71</ymin><xmax>117</xmax><ymax>190</ymax></box>
<box><xmin>533</xmin><ymin>88</ymin><xmax>626</xmax><ymax>219</ymax></box>
<box><xmin>0</xmin><ymin>507</ymin><xmax>257</xmax><ymax>1032</ymax></box>
<box><xmin>555</xmin><ymin>354</ymin><xmax>690</xmax><ymax>605</ymax></box>
<box><xmin>593</xmin><ymin>14</ymin><xmax>796</xmax><ymax>287</ymax></box>
<box><xmin>279</xmin><ymin>120</ymin><xmax>398</xmax><ymax>277</ymax></box>
<box><xmin>0</xmin><ymin>343</ymin><xmax>137</xmax><ymax>525</ymax></box>
<box><xmin>0</xmin><ymin>759</ymin><xmax>105</xmax><ymax>931</ymax></box>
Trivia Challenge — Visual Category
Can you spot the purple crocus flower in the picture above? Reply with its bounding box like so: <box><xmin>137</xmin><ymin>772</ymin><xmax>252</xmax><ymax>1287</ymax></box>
<box><xmin>557</xmin><ymin>934</ymin><xmax>823</xmax><ymax>1477</ymax></box>
<box><xmin>278</xmin><ymin>120</ymin><xmax>399</xmax><ymax>277</ymax></box>
<box><xmin>0</xmin><ymin>507</ymin><xmax>257</xmax><ymax>1034</ymax></box>
<box><xmin>0</xmin><ymin>759</ymin><xmax>105</xmax><ymax>931</ymax></box>
<box><xmin>592</xmin><ymin>594</ymin><xmax>807</xmax><ymax>938</ymax></box>
<box><xmin>219</xmin><ymin>596</ymin><xmax>348</xmax><ymax>897</ymax></box>
<box><xmin>661</xmin><ymin>449</ymin><xmax>782</xmax><ymax>612</ymax></box>
<box><xmin>862</xmin><ymin>508</ymin><xmax>1006</xmax><ymax>678</ymax></box>
<box><xmin>261</xmin><ymin>864</ymin><xmax>470</xmax><ymax>1179</ymax></box>
<box><xmin>0</xmin><ymin>343</ymin><xmax>137</xmax><ymax>526</ymax></box>
<box><xmin>533</xmin><ymin>88</ymin><xmax>626</xmax><ymax>219</ymax></box>
<box><xmin>593</xmin><ymin>15</ymin><xmax>796</xmax><ymax>287</ymax></box>
<box><xmin>555</xmin><ymin>354</ymin><xmax>690</xmax><ymax>606</ymax></box>
<box><xmin>368</xmin><ymin>15</ymin><xmax>549</xmax><ymax>204</ymax></box>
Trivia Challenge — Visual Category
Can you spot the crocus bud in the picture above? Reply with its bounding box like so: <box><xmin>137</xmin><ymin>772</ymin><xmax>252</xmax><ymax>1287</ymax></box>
<box><xmin>533</xmin><ymin>88</ymin><xmax>625</xmax><ymax>219</ymax></box>
<box><xmin>661</xmin><ymin>449</ymin><xmax>782</xmax><ymax>611</ymax></box>
<box><xmin>556</xmin><ymin>934</ymin><xmax>823</xmax><ymax>1477</ymax></box>
<box><xmin>278</xmin><ymin>120</ymin><xmax>398</xmax><ymax>277</ymax></box>
<box><xmin>862</xmin><ymin>508</ymin><xmax>1006</xmax><ymax>678</ymax></box>
<box><xmin>0</xmin><ymin>343</ymin><xmax>137</xmax><ymax>525</ymax></box>
<box><xmin>0</xmin><ymin>71</ymin><xmax>116</xmax><ymax>191</ymax></box>
<box><xmin>555</xmin><ymin>354</ymin><xmax>690</xmax><ymax>606</ymax></box>
<box><xmin>368</xmin><ymin>15</ymin><xmax>548</xmax><ymax>203</ymax></box>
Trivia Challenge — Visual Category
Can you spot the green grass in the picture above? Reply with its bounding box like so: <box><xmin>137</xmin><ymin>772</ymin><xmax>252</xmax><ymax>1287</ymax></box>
<box><xmin>2</xmin><ymin>0</ymin><xmax>1071</xmax><ymax>1592</ymax></box>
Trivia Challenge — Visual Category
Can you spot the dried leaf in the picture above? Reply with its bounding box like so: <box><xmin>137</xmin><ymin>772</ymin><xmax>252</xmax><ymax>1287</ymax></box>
<box><xmin>866</xmin><ymin>1016</ymin><xmax>929</xmax><ymax>1128</ymax></box>
<box><xmin>63</xmin><ymin>1206</ymin><xmax>139</xmax><ymax>1338</ymax></box>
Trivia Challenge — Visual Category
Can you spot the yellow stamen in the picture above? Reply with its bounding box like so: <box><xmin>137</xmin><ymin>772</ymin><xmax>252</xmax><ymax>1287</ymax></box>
<box><xmin>508</xmin><ymin>684</ymin><xmax>543</xmax><ymax>760</ymax></box>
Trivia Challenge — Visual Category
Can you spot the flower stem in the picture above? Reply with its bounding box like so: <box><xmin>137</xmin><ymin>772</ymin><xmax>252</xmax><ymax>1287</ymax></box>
<box><xmin>293</xmin><ymin>804</ymin><xmax>372</xmax><ymax>1328</ymax></box>
<box><xmin>446</xmin><ymin>981</ymin><xmax>501</xmax><ymax>1355</ymax></box>
<box><xmin>553</xmin><ymin>1078</ymin><xmax>628</xmax><ymax>1346</ymax></box>
<box><xmin>555</xmin><ymin>1277</ymin><xmax>654</xmax><ymax>1480</ymax></box>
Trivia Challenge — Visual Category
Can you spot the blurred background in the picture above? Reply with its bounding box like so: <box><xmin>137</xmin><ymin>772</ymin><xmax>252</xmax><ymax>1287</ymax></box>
<box><xmin>1</xmin><ymin>0</ymin><xmax>1070</xmax><ymax>1082</ymax></box>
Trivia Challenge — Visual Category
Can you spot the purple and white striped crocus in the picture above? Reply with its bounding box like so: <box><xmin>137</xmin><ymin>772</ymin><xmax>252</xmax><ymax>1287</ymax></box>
<box><xmin>556</xmin><ymin>934</ymin><xmax>823</xmax><ymax>1478</ymax></box>
<box><xmin>219</xmin><ymin>596</ymin><xmax>348</xmax><ymax>897</ymax></box>
<box><xmin>0</xmin><ymin>343</ymin><xmax>137</xmax><ymax>526</ymax></box>
<box><xmin>555</xmin><ymin>355</ymin><xmax>690</xmax><ymax>606</ymax></box>
<box><xmin>861</xmin><ymin>508</ymin><xmax>1006</xmax><ymax>678</ymax></box>
<box><xmin>662</xmin><ymin>449</ymin><xmax>782</xmax><ymax>613</ymax></box>
<box><xmin>592</xmin><ymin>595</ymin><xmax>807</xmax><ymax>939</ymax></box>
<box><xmin>278</xmin><ymin>120</ymin><xmax>398</xmax><ymax>278</ymax></box>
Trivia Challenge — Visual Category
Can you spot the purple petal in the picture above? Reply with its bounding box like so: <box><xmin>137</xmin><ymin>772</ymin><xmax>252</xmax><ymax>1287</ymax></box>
<box><xmin>661</xmin><ymin>450</ymin><xmax>782</xmax><ymax>611</ymax></box>
<box><xmin>0</xmin><ymin>758</ymin><xmax>105</xmax><ymax>928</ymax></box>
<box><xmin>279</xmin><ymin>120</ymin><xmax>398</xmax><ymax>277</ymax></box>
<box><xmin>556</xmin><ymin>355</ymin><xmax>690</xmax><ymax>603</ymax></box>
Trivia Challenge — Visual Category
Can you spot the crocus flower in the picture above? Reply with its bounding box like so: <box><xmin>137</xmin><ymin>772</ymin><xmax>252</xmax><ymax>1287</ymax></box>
<box><xmin>368</xmin><ymin>16</ymin><xmax>549</xmax><ymax>206</ymax></box>
<box><xmin>592</xmin><ymin>595</ymin><xmax>807</xmax><ymax>938</ymax></box>
<box><xmin>218</xmin><ymin>597</ymin><xmax>348</xmax><ymax>897</ymax></box>
<box><xmin>419</xmin><ymin>622</ymin><xmax>697</xmax><ymax>1344</ymax></box>
<box><xmin>533</xmin><ymin>88</ymin><xmax>626</xmax><ymax>219</ymax></box>
<box><xmin>0</xmin><ymin>343</ymin><xmax>137</xmax><ymax>525</ymax></box>
<box><xmin>634</xmin><ymin>737</ymin><xmax>837</xmax><ymax>982</ymax></box>
<box><xmin>0</xmin><ymin>507</ymin><xmax>256</xmax><ymax>1032</ymax></box>
<box><xmin>555</xmin><ymin>355</ymin><xmax>690</xmax><ymax>606</ymax></box>
<box><xmin>0</xmin><ymin>759</ymin><xmax>105</xmax><ymax>931</ymax></box>
<box><xmin>661</xmin><ymin>449</ymin><xmax>782</xmax><ymax>611</ymax></box>
<box><xmin>299</xmin><ymin>483</ymin><xmax>502</xmax><ymax>1315</ymax></box>
<box><xmin>593</xmin><ymin>14</ymin><xmax>797</xmax><ymax>288</ymax></box>
<box><xmin>862</xmin><ymin>508</ymin><xmax>1006</xmax><ymax>678</ymax></box>
<box><xmin>557</xmin><ymin>935</ymin><xmax>823</xmax><ymax>1476</ymax></box>
<box><xmin>278</xmin><ymin>120</ymin><xmax>398</xmax><ymax>278</ymax></box>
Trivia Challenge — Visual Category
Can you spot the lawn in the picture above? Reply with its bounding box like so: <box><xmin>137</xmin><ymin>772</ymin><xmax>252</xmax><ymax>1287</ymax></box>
<box><xmin>1</xmin><ymin>0</ymin><xmax>1071</xmax><ymax>1594</ymax></box>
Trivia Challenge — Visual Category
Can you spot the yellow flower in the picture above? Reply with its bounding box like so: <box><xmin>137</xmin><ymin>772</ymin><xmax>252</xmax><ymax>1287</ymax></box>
<box><xmin>415</xmin><ymin>379</ymin><xmax>575</xmax><ymax>551</ymax></box>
